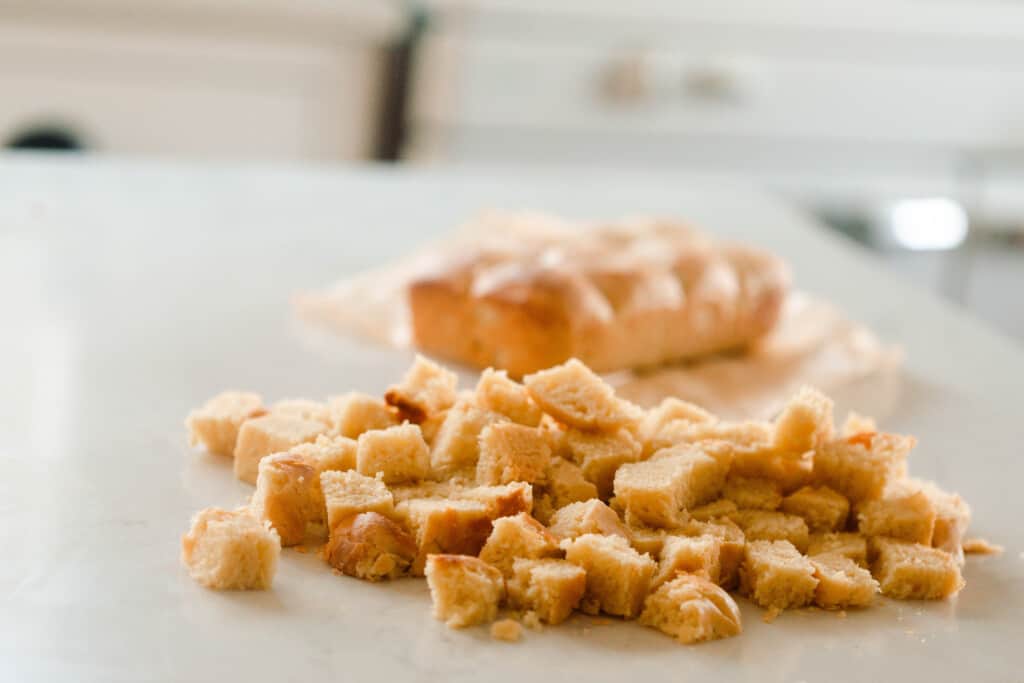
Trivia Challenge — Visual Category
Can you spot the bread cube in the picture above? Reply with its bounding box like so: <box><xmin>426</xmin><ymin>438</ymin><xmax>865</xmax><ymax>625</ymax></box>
<box><xmin>781</xmin><ymin>485</ymin><xmax>849</xmax><ymax>532</ymax></box>
<box><xmin>772</xmin><ymin>386</ymin><xmax>834</xmax><ymax>454</ymax></box>
<box><xmin>523</xmin><ymin>358</ymin><xmax>641</xmax><ymax>431</ymax></box>
<box><xmin>740</xmin><ymin>540</ymin><xmax>818</xmax><ymax>609</ymax></box>
<box><xmin>399</xmin><ymin>498</ymin><xmax>495</xmax><ymax>574</ymax></box>
<box><xmin>547</xmin><ymin>499</ymin><xmax>630</xmax><ymax>542</ymax></box>
<box><xmin>323</xmin><ymin>511</ymin><xmax>417</xmax><ymax>581</ymax></box>
<box><xmin>490</xmin><ymin>619</ymin><xmax>523</xmax><ymax>642</ymax></box>
<box><xmin>233</xmin><ymin>414</ymin><xmax>326</xmax><ymax>484</ymax></box>
<box><xmin>689</xmin><ymin>499</ymin><xmax>738</xmax><ymax>522</ymax></box>
<box><xmin>356</xmin><ymin>423</ymin><xmax>430</xmax><ymax>484</ymax></box>
<box><xmin>857</xmin><ymin>489</ymin><xmax>936</xmax><ymax>544</ymax></box>
<box><xmin>321</xmin><ymin>470</ymin><xmax>394</xmax><ymax>531</ymax></box>
<box><xmin>807</xmin><ymin>532</ymin><xmax>868</xmax><ymax>566</ymax></box>
<box><xmin>507</xmin><ymin>558</ymin><xmax>587</xmax><ymax>624</ymax></box>
<box><xmin>181</xmin><ymin>507</ymin><xmax>280</xmax><ymax>590</ymax></box>
<box><xmin>251</xmin><ymin>452</ymin><xmax>322</xmax><ymax>546</ymax></box>
<box><xmin>639</xmin><ymin>398</ymin><xmax>717</xmax><ymax>452</ymax></box>
<box><xmin>813</xmin><ymin>432</ymin><xmax>914</xmax><ymax>502</ymax></box>
<box><xmin>429</xmin><ymin>399</ymin><xmax>505</xmax><ymax>477</ymax></box>
<box><xmin>730</xmin><ymin>445</ymin><xmax>813</xmax><ymax>494</ymax></box>
<box><xmin>272</xmin><ymin>398</ymin><xmax>332</xmax><ymax>426</ymax></box>
<box><xmin>730</xmin><ymin>510</ymin><xmax>810</xmax><ymax>553</ymax></box>
<box><xmin>327</xmin><ymin>392</ymin><xmax>398</xmax><ymax>438</ymax></box>
<box><xmin>565</xmin><ymin>427</ymin><xmax>642</xmax><ymax>499</ymax></box>
<box><xmin>292</xmin><ymin>433</ymin><xmax>358</xmax><ymax>473</ymax></box>
<box><xmin>722</xmin><ymin>475</ymin><xmax>783</xmax><ymax>511</ymax></box>
<box><xmin>639</xmin><ymin>574</ymin><xmax>742</xmax><ymax>644</ymax></box>
<box><xmin>893</xmin><ymin>479</ymin><xmax>971</xmax><ymax>562</ymax></box>
<box><xmin>186</xmin><ymin>391</ymin><xmax>266</xmax><ymax>457</ymax></box>
<box><xmin>810</xmin><ymin>554</ymin><xmax>877</xmax><ymax>609</ymax></box>
<box><xmin>385</xmin><ymin>355</ymin><xmax>458</xmax><ymax>423</ymax></box>
<box><xmin>682</xmin><ymin>519</ymin><xmax>746</xmax><ymax>589</ymax></box>
<box><xmin>425</xmin><ymin>554</ymin><xmax>504</xmax><ymax>628</ymax></box>
<box><xmin>475</xmin><ymin>368</ymin><xmax>543</xmax><ymax>427</ymax></box>
<box><xmin>479</xmin><ymin>513</ymin><xmax>560</xmax><ymax>576</ymax></box>
<box><xmin>533</xmin><ymin>458</ymin><xmax>598</xmax><ymax>524</ymax></box>
<box><xmin>627</xmin><ymin>524</ymin><xmax>667</xmax><ymax>557</ymax></box>
<box><xmin>562</xmin><ymin>533</ymin><xmax>656</xmax><ymax>618</ymax></box>
<box><xmin>458</xmin><ymin>482</ymin><xmax>533</xmax><ymax>518</ymax></box>
<box><xmin>655</xmin><ymin>534</ymin><xmax>723</xmax><ymax>587</ymax></box>
<box><xmin>613</xmin><ymin>446</ymin><xmax>726</xmax><ymax>528</ymax></box>
<box><xmin>870</xmin><ymin>537</ymin><xmax>964</xmax><ymax>600</ymax></box>
<box><xmin>476</xmin><ymin>423</ymin><xmax>551</xmax><ymax>485</ymax></box>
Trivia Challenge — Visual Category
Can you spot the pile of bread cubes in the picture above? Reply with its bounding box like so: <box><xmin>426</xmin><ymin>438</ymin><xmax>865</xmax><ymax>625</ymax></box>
<box><xmin>181</xmin><ymin>356</ymin><xmax>971</xmax><ymax>645</ymax></box>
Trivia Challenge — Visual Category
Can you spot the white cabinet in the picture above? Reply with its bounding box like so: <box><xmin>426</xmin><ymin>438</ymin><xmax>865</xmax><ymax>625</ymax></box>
<box><xmin>0</xmin><ymin>1</ymin><xmax>403</xmax><ymax>161</ymax></box>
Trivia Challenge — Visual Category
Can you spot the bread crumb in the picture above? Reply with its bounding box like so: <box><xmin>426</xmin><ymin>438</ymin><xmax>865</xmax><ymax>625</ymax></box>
<box><xmin>962</xmin><ymin>537</ymin><xmax>1004</xmax><ymax>555</ymax></box>
<box><xmin>522</xmin><ymin>611</ymin><xmax>543</xmax><ymax>630</ymax></box>
<box><xmin>762</xmin><ymin>607</ymin><xmax>782</xmax><ymax>624</ymax></box>
<box><xmin>837</xmin><ymin>610</ymin><xmax>847</xmax><ymax>619</ymax></box>
<box><xmin>490</xmin><ymin>619</ymin><xmax>522</xmax><ymax>642</ymax></box>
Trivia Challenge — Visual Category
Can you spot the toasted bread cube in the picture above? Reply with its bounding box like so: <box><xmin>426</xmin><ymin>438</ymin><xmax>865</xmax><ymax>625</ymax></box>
<box><xmin>479</xmin><ymin>513</ymin><xmax>561</xmax><ymax>576</ymax></box>
<box><xmin>781</xmin><ymin>485</ymin><xmax>849</xmax><ymax>532</ymax></box>
<box><xmin>562</xmin><ymin>533</ymin><xmax>656</xmax><ymax>618</ymax></box>
<box><xmin>628</xmin><ymin>524</ymin><xmax>667</xmax><ymax>556</ymax></box>
<box><xmin>813</xmin><ymin>433</ymin><xmax>914</xmax><ymax>502</ymax></box>
<box><xmin>272</xmin><ymin>399</ymin><xmax>332</xmax><ymax>426</ymax></box>
<box><xmin>841</xmin><ymin>412</ymin><xmax>877</xmax><ymax>437</ymax></box>
<box><xmin>534</xmin><ymin>459</ymin><xmax>598</xmax><ymax>524</ymax></box>
<box><xmin>508</xmin><ymin>558</ymin><xmax>587</xmax><ymax>624</ymax></box>
<box><xmin>523</xmin><ymin>359</ymin><xmax>641</xmax><ymax>431</ymax></box>
<box><xmin>490</xmin><ymin>619</ymin><xmax>523</xmax><ymax>642</ymax></box>
<box><xmin>476</xmin><ymin>423</ymin><xmax>551</xmax><ymax>485</ymax></box>
<box><xmin>613</xmin><ymin>446</ymin><xmax>725</xmax><ymax>528</ymax></box>
<box><xmin>292</xmin><ymin>433</ymin><xmax>358</xmax><ymax>473</ymax></box>
<box><xmin>425</xmin><ymin>554</ymin><xmax>504</xmax><ymax>628</ymax></box>
<box><xmin>356</xmin><ymin>423</ymin><xmax>430</xmax><ymax>484</ymax></box>
<box><xmin>682</xmin><ymin>519</ymin><xmax>746</xmax><ymax>589</ymax></box>
<box><xmin>475</xmin><ymin>368</ymin><xmax>543</xmax><ymax>427</ymax></box>
<box><xmin>740</xmin><ymin>540</ymin><xmax>818</xmax><ymax>609</ymax></box>
<box><xmin>233</xmin><ymin>414</ymin><xmax>326</xmax><ymax>484</ymax></box>
<box><xmin>810</xmin><ymin>554</ymin><xmax>878</xmax><ymax>608</ymax></box>
<box><xmin>429</xmin><ymin>399</ymin><xmax>504</xmax><ymax>477</ymax></box>
<box><xmin>186</xmin><ymin>391</ymin><xmax>266</xmax><ymax>457</ymax></box>
<box><xmin>892</xmin><ymin>479</ymin><xmax>971</xmax><ymax>562</ymax></box>
<box><xmin>639</xmin><ymin>398</ymin><xmax>717</xmax><ymax>452</ymax></box>
<box><xmin>723</xmin><ymin>475</ymin><xmax>783</xmax><ymax>511</ymax></box>
<box><xmin>565</xmin><ymin>427</ymin><xmax>642</xmax><ymax>499</ymax></box>
<box><xmin>679</xmin><ymin>420</ymin><xmax>774</xmax><ymax>447</ymax></box>
<box><xmin>689</xmin><ymin>499</ymin><xmax>739</xmax><ymax>522</ymax></box>
<box><xmin>385</xmin><ymin>355</ymin><xmax>458</xmax><ymax>423</ymax></box>
<box><xmin>547</xmin><ymin>499</ymin><xmax>630</xmax><ymax>542</ymax></box>
<box><xmin>459</xmin><ymin>482</ymin><xmax>533</xmax><ymax>518</ymax></box>
<box><xmin>857</xmin><ymin>489</ymin><xmax>936</xmax><ymax>544</ymax></box>
<box><xmin>639</xmin><ymin>574</ymin><xmax>742</xmax><ymax>644</ymax></box>
<box><xmin>655</xmin><ymin>534</ymin><xmax>723</xmax><ymax>587</ymax></box>
<box><xmin>323</xmin><ymin>511</ymin><xmax>417</xmax><ymax>581</ymax></box>
<box><xmin>807</xmin><ymin>532</ymin><xmax>868</xmax><ymax>566</ymax></box>
<box><xmin>251</xmin><ymin>452</ymin><xmax>322</xmax><ymax>546</ymax></box>
<box><xmin>772</xmin><ymin>386</ymin><xmax>834</xmax><ymax>454</ymax></box>
<box><xmin>321</xmin><ymin>470</ymin><xmax>394</xmax><ymax>531</ymax></box>
<box><xmin>399</xmin><ymin>498</ymin><xmax>496</xmax><ymax>575</ymax></box>
<box><xmin>731</xmin><ymin>510</ymin><xmax>810</xmax><ymax>553</ymax></box>
<box><xmin>729</xmin><ymin>445</ymin><xmax>813</xmax><ymax>494</ymax></box>
<box><xmin>328</xmin><ymin>392</ymin><xmax>398</xmax><ymax>438</ymax></box>
<box><xmin>870</xmin><ymin>537</ymin><xmax>964</xmax><ymax>600</ymax></box>
<box><xmin>181</xmin><ymin>507</ymin><xmax>280</xmax><ymax>590</ymax></box>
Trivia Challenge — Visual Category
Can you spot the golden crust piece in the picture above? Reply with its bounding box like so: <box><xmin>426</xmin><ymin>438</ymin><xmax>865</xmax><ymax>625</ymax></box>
<box><xmin>398</xmin><ymin>498</ymin><xmax>496</xmax><ymax>575</ymax></box>
<box><xmin>186</xmin><ymin>391</ymin><xmax>266</xmax><ymax>457</ymax></box>
<box><xmin>425</xmin><ymin>554</ymin><xmax>504</xmax><ymax>628</ymax></box>
<box><xmin>181</xmin><ymin>507</ymin><xmax>280</xmax><ymax>590</ymax></box>
<box><xmin>407</xmin><ymin>217</ymin><xmax>789</xmax><ymax>376</ymax></box>
<box><xmin>640</xmin><ymin>574</ymin><xmax>742</xmax><ymax>644</ymax></box>
<box><xmin>524</xmin><ymin>359</ymin><xmax>641</xmax><ymax>431</ymax></box>
<box><xmin>233</xmin><ymin>414</ymin><xmax>326</xmax><ymax>485</ymax></box>
<box><xmin>323</xmin><ymin>511</ymin><xmax>417</xmax><ymax>581</ymax></box>
<box><xmin>384</xmin><ymin>355</ymin><xmax>458</xmax><ymax>423</ymax></box>
<box><xmin>251</xmin><ymin>452</ymin><xmax>322</xmax><ymax>546</ymax></box>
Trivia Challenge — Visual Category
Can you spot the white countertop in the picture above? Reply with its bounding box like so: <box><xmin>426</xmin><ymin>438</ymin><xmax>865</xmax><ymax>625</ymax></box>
<box><xmin>1</xmin><ymin>154</ymin><xmax>1021</xmax><ymax>682</ymax></box>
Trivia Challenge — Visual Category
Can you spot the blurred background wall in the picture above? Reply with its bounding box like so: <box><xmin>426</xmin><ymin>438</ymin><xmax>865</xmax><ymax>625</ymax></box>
<box><xmin>2</xmin><ymin>0</ymin><xmax>1022</xmax><ymax>338</ymax></box>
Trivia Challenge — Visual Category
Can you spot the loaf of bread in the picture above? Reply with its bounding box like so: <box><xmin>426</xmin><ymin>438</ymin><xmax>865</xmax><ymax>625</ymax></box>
<box><xmin>408</xmin><ymin>215</ymin><xmax>789</xmax><ymax>377</ymax></box>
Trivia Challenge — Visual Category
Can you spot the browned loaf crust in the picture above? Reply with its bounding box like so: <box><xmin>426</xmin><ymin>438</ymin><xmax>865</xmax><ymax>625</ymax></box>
<box><xmin>408</xmin><ymin>217</ymin><xmax>790</xmax><ymax>377</ymax></box>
